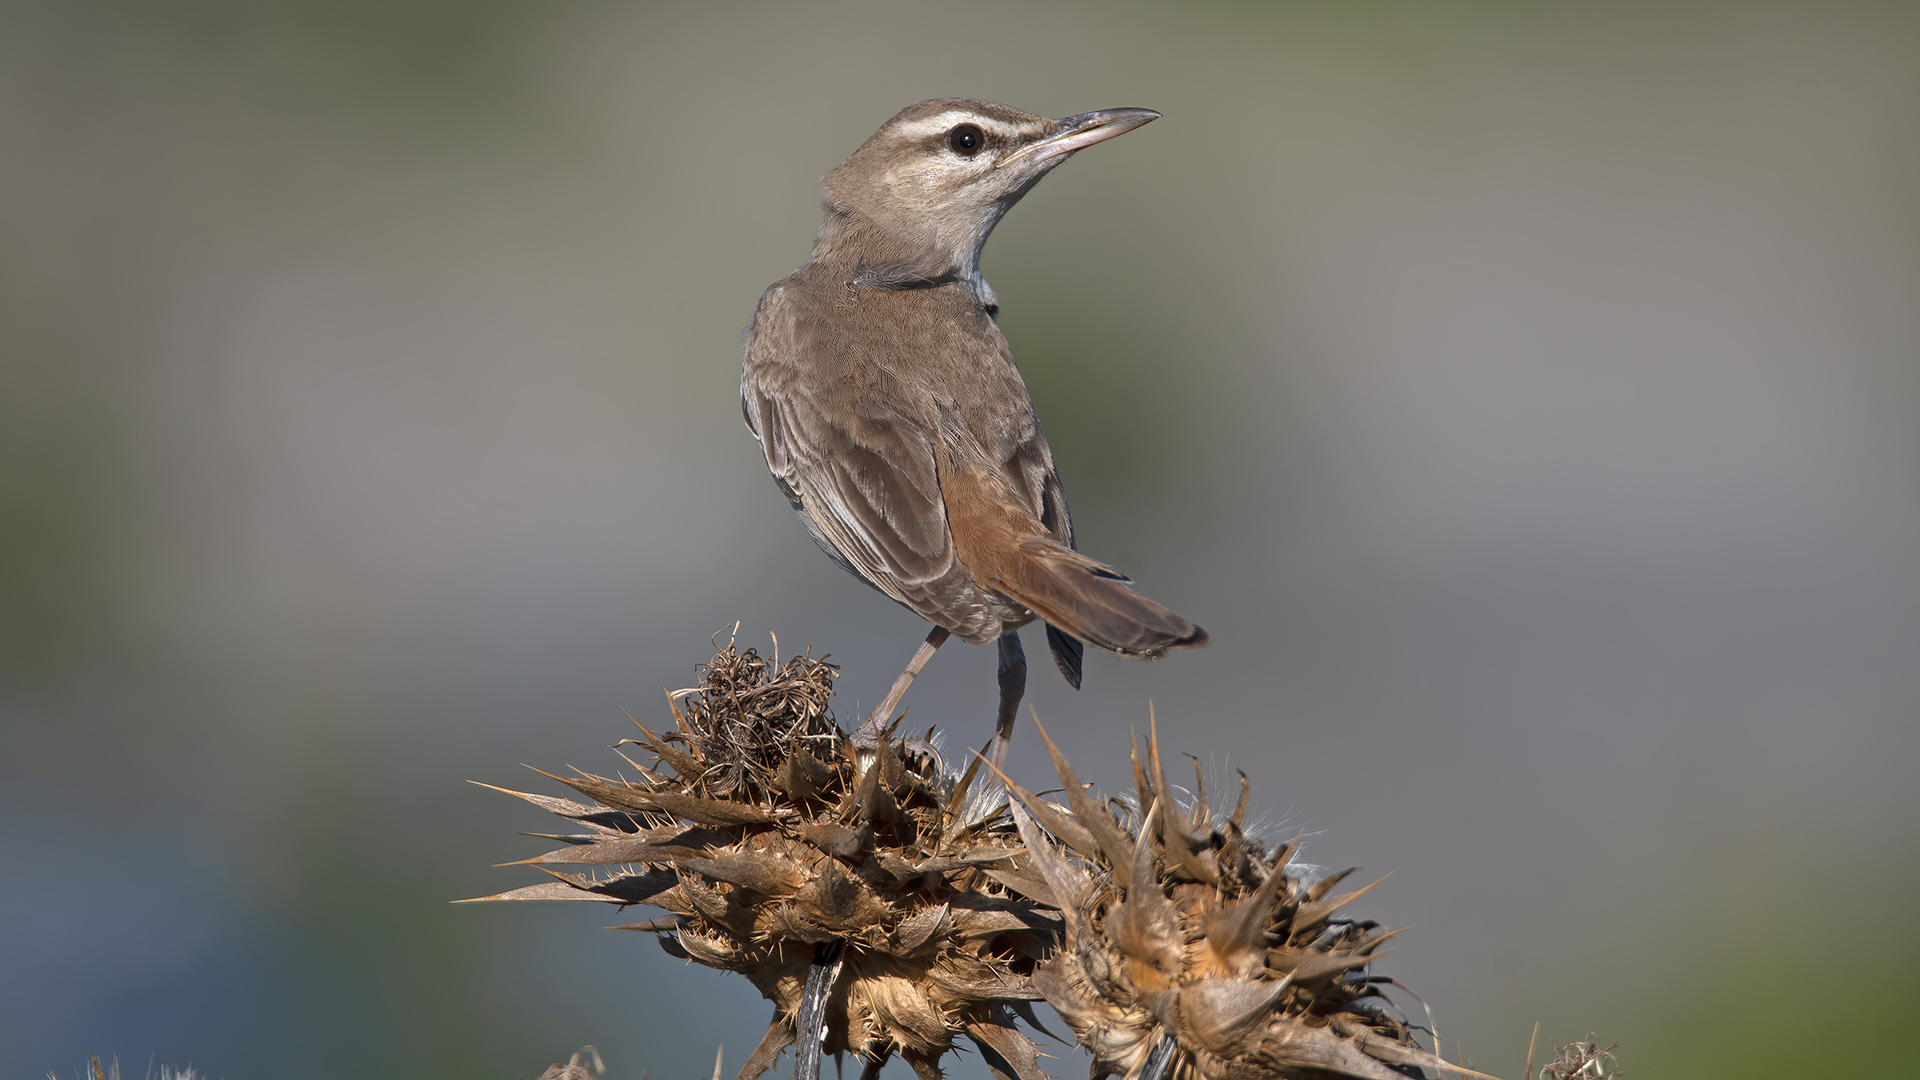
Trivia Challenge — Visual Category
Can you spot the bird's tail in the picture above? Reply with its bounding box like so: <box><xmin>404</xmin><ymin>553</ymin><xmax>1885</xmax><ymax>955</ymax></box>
<box><xmin>988</xmin><ymin>534</ymin><xmax>1209</xmax><ymax>661</ymax></box>
<box><xmin>939</xmin><ymin>443</ymin><xmax>1207</xmax><ymax>685</ymax></box>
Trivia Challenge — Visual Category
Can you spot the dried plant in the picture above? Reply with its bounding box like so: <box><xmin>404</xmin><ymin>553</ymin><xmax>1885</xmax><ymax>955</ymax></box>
<box><xmin>991</xmin><ymin>720</ymin><xmax>1472</xmax><ymax>1080</ymax></box>
<box><xmin>468</xmin><ymin>635</ymin><xmax>1057</xmax><ymax>1080</ymax></box>
<box><xmin>46</xmin><ymin>1056</ymin><xmax>204</xmax><ymax>1080</ymax></box>
<box><xmin>47</xmin><ymin>1056</ymin><xmax>115</xmax><ymax>1080</ymax></box>
<box><xmin>1531</xmin><ymin>1036</ymin><xmax>1618</xmax><ymax>1080</ymax></box>
<box><xmin>535</xmin><ymin>1046</ymin><xmax>607</xmax><ymax>1080</ymax></box>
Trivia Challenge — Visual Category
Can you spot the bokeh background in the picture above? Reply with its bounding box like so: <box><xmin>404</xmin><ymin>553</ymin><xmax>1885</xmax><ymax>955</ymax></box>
<box><xmin>5</xmin><ymin>2</ymin><xmax>1917</xmax><ymax>1077</ymax></box>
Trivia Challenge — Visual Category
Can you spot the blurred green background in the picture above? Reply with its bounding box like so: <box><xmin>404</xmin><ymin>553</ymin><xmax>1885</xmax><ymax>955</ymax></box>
<box><xmin>5</xmin><ymin>2</ymin><xmax>1916</xmax><ymax>1078</ymax></box>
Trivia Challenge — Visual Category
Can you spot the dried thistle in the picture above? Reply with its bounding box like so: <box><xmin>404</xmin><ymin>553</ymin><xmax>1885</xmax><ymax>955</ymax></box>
<box><xmin>469</xmin><ymin>634</ymin><xmax>1057</xmax><ymax>1080</ymax></box>
<box><xmin>535</xmin><ymin>1045</ymin><xmax>607</xmax><ymax>1080</ymax></box>
<box><xmin>1534</xmin><ymin>1037</ymin><xmax>1618</xmax><ymax>1080</ymax></box>
<box><xmin>992</xmin><ymin>719</ymin><xmax>1471</xmax><ymax>1080</ymax></box>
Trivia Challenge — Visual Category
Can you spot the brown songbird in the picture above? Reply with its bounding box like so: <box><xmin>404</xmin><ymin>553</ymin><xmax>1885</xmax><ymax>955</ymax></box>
<box><xmin>741</xmin><ymin>99</ymin><xmax>1207</xmax><ymax>766</ymax></box>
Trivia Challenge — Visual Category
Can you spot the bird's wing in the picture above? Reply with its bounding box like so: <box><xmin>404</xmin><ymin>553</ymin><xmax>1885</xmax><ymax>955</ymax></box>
<box><xmin>966</xmin><ymin>396</ymin><xmax>1086</xmax><ymax>685</ymax></box>
<box><xmin>742</xmin><ymin>286</ymin><xmax>1000</xmax><ymax>643</ymax></box>
<box><xmin>1005</xmin><ymin>436</ymin><xmax>1075</xmax><ymax>552</ymax></box>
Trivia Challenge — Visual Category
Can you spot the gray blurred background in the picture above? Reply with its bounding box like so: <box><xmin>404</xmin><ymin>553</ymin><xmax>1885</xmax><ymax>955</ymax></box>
<box><xmin>4</xmin><ymin>2</ymin><xmax>1916</xmax><ymax>1077</ymax></box>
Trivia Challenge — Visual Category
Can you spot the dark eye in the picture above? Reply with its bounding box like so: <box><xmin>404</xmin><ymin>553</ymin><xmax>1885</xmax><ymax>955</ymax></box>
<box><xmin>947</xmin><ymin>123</ymin><xmax>984</xmax><ymax>157</ymax></box>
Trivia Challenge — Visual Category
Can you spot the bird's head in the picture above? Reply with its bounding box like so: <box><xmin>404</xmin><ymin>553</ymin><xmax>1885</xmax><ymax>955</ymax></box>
<box><xmin>817</xmin><ymin>99</ymin><xmax>1159</xmax><ymax>288</ymax></box>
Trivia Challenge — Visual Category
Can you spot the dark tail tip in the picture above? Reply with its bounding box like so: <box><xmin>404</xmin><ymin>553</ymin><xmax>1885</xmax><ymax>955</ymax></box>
<box><xmin>1045</xmin><ymin>623</ymin><xmax>1084</xmax><ymax>689</ymax></box>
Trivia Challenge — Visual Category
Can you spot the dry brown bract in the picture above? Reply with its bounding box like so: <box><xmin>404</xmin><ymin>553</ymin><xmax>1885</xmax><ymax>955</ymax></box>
<box><xmin>992</xmin><ymin>720</ymin><xmax>1472</xmax><ymax>1080</ymax></box>
<box><xmin>466</xmin><ymin>636</ymin><xmax>1056</xmax><ymax>1080</ymax></box>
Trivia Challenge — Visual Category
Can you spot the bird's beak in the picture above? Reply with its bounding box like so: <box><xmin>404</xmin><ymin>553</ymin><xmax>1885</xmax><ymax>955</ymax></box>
<box><xmin>997</xmin><ymin>107</ymin><xmax>1161</xmax><ymax>169</ymax></box>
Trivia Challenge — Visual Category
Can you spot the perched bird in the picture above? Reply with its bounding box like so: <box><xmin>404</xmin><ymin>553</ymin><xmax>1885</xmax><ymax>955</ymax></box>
<box><xmin>741</xmin><ymin>99</ymin><xmax>1207</xmax><ymax>765</ymax></box>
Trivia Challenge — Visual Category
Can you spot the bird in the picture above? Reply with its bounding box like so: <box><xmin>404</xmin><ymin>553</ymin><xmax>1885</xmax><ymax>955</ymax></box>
<box><xmin>740</xmin><ymin>99</ymin><xmax>1207</xmax><ymax>768</ymax></box>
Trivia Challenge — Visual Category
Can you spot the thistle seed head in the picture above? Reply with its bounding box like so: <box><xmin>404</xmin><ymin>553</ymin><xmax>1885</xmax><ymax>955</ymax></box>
<box><xmin>1535</xmin><ymin>1037</ymin><xmax>1619</xmax><ymax>1080</ymax></box>
<box><xmin>994</xmin><ymin>719</ymin><xmax>1466</xmax><ymax>1080</ymax></box>
<box><xmin>469</xmin><ymin>635</ymin><xmax>1056</xmax><ymax>1080</ymax></box>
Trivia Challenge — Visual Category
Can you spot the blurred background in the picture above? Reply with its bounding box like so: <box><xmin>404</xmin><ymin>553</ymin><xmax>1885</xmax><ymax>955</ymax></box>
<box><xmin>4</xmin><ymin>1</ymin><xmax>1916</xmax><ymax>1077</ymax></box>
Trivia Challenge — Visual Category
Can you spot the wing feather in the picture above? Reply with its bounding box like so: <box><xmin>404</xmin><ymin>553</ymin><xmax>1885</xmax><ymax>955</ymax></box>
<box><xmin>742</xmin><ymin>283</ymin><xmax>999</xmax><ymax>642</ymax></box>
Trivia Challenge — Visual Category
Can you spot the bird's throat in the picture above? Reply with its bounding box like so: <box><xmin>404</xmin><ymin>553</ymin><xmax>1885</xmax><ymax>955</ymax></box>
<box><xmin>818</xmin><ymin>205</ymin><xmax>1000</xmax><ymax>312</ymax></box>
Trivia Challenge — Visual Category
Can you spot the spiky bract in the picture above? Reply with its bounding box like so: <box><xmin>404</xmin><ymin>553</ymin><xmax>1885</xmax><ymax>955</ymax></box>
<box><xmin>993</xmin><ymin>722</ymin><xmax>1459</xmax><ymax>1080</ymax></box>
<box><xmin>469</xmin><ymin>639</ymin><xmax>1055</xmax><ymax>1080</ymax></box>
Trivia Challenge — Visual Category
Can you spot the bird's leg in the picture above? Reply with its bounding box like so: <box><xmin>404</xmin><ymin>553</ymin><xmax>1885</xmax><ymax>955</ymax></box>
<box><xmin>988</xmin><ymin>630</ymin><xmax>1027</xmax><ymax>772</ymax></box>
<box><xmin>859</xmin><ymin>625</ymin><xmax>951</xmax><ymax>742</ymax></box>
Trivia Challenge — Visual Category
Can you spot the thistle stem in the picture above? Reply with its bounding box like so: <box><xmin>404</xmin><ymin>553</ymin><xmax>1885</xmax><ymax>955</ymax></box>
<box><xmin>794</xmin><ymin>940</ymin><xmax>846</xmax><ymax>1080</ymax></box>
<box><xmin>1140</xmin><ymin>1033</ymin><xmax>1177</xmax><ymax>1080</ymax></box>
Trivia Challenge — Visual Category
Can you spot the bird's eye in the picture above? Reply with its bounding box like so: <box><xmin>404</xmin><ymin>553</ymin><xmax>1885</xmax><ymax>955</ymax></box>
<box><xmin>947</xmin><ymin>124</ymin><xmax>984</xmax><ymax>157</ymax></box>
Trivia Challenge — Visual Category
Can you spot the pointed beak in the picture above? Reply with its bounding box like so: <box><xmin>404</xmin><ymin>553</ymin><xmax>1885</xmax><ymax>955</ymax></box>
<box><xmin>996</xmin><ymin>107</ymin><xmax>1162</xmax><ymax>170</ymax></box>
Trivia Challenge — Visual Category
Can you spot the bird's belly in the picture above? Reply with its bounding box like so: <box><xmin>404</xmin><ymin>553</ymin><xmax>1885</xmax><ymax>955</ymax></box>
<box><xmin>983</xmin><ymin>591</ymin><xmax>1037</xmax><ymax>633</ymax></box>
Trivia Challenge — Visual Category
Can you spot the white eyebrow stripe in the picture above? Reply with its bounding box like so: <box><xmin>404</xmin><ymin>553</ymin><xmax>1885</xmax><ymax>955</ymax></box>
<box><xmin>889</xmin><ymin>112</ymin><xmax>1041</xmax><ymax>141</ymax></box>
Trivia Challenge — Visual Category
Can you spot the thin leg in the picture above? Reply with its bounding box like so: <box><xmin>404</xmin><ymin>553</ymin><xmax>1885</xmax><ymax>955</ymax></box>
<box><xmin>988</xmin><ymin>630</ymin><xmax>1027</xmax><ymax>772</ymax></box>
<box><xmin>859</xmin><ymin>625</ymin><xmax>951</xmax><ymax>741</ymax></box>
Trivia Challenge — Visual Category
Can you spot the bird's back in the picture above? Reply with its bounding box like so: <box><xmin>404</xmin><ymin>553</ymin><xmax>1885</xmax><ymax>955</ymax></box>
<box><xmin>741</xmin><ymin>258</ymin><xmax>1073</xmax><ymax>644</ymax></box>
